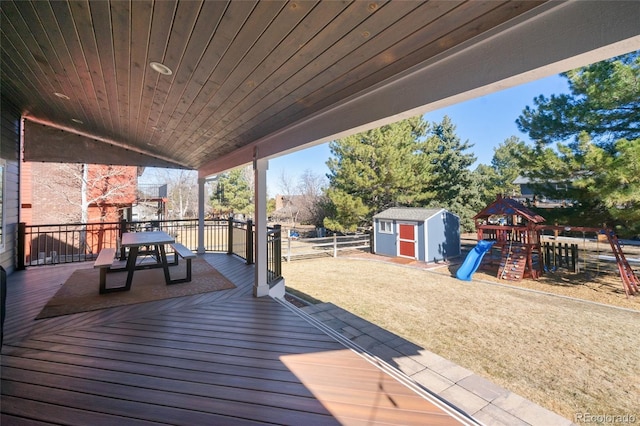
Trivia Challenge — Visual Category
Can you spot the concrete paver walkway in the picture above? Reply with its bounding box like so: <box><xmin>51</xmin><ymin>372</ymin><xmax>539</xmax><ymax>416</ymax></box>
<box><xmin>300</xmin><ymin>302</ymin><xmax>575</xmax><ymax>426</ymax></box>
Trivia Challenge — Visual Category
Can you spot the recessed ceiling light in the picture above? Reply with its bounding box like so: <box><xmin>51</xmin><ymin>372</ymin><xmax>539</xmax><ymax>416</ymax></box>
<box><xmin>150</xmin><ymin>61</ymin><xmax>173</xmax><ymax>75</ymax></box>
<box><xmin>71</xmin><ymin>118</ymin><xmax>83</xmax><ymax>124</ymax></box>
<box><xmin>54</xmin><ymin>92</ymin><xmax>70</xmax><ymax>100</ymax></box>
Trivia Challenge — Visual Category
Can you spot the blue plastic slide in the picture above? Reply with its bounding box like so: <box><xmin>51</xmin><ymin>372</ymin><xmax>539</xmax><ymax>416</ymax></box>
<box><xmin>455</xmin><ymin>240</ymin><xmax>495</xmax><ymax>281</ymax></box>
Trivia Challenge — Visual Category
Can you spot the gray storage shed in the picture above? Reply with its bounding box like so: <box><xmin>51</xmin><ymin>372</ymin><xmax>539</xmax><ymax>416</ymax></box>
<box><xmin>372</xmin><ymin>207</ymin><xmax>460</xmax><ymax>262</ymax></box>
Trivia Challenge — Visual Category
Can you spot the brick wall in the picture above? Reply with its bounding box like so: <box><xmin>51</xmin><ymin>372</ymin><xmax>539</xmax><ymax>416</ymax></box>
<box><xmin>29</xmin><ymin>163</ymin><xmax>83</xmax><ymax>224</ymax></box>
<box><xmin>22</xmin><ymin>163</ymin><xmax>138</xmax><ymax>225</ymax></box>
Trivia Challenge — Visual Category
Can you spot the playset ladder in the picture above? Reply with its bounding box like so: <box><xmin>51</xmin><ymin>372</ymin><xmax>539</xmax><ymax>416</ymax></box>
<box><xmin>605</xmin><ymin>232</ymin><xmax>639</xmax><ymax>297</ymax></box>
<box><xmin>498</xmin><ymin>243</ymin><xmax>527</xmax><ymax>281</ymax></box>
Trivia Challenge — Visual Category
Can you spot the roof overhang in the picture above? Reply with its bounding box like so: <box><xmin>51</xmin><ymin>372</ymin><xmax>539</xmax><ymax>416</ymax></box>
<box><xmin>1</xmin><ymin>1</ymin><xmax>638</xmax><ymax>176</ymax></box>
<box><xmin>200</xmin><ymin>1</ymin><xmax>640</xmax><ymax>176</ymax></box>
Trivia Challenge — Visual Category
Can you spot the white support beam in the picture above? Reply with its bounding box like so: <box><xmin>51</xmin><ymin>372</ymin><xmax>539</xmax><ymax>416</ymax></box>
<box><xmin>197</xmin><ymin>177</ymin><xmax>206</xmax><ymax>255</ymax></box>
<box><xmin>198</xmin><ymin>1</ymin><xmax>640</xmax><ymax>176</ymax></box>
<box><xmin>253</xmin><ymin>153</ymin><xmax>269</xmax><ymax>297</ymax></box>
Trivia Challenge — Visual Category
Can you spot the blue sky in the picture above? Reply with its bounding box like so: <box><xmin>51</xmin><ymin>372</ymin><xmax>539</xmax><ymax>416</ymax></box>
<box><xmin>141</xmin><ymin>73</ymin><xmax>571</xmax><ymax>194</ymax></box>
<box><xmin>267</xmin><ymin>73</ymin><xmax>570</xmax><ymax>195</ymax></box>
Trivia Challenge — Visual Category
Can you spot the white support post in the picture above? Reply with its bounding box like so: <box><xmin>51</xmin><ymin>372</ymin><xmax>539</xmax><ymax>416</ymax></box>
<box><xmin>253</xmin><ymin>153</ymin><xmax>270</xmax><ymax>297</ymax></box>
<box><xmin>197</xmin><ymin>177</ymin><xmax>206</xmax><ymax>254</ymax></box>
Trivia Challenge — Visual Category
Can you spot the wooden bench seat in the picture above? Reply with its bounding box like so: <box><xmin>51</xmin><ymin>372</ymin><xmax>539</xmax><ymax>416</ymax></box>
<box><xmin>94</xmin><ymin>248</ymin><xmax>117</xmax><ymax>294</ymax></box>
<box><xmin>171</xmin><ymin>242</ymin><xmax>196</xmax><ymax>260</ymax></box>
<box><xmin>168</xmin><ymin>243</ymin><xmax>196</xmax><ymax>284</ymax></box>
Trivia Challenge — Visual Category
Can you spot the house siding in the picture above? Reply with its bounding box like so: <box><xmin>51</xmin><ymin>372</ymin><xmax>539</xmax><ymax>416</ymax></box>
<box><xmin>1</xmin><ymin>97</ymin><xmax>21</xmax><ymax>273</ymax></box>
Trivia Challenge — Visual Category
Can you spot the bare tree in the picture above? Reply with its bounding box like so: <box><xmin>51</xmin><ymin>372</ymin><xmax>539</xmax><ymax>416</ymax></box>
<box><xmin>276</xmin><ymin>170</ymin><xmax>299</xmax><ymax>223</ymax></box>
<box><xmin>154</xmin><ymin>169</ymin><xmax>199</xmax><ymax>219</ymax></box>
<box><xmin>270</xmin><ymin>169</ymin><xmax>327</xmax><ymax>226</ymax></box>
<box><xmin>296</xmin><ymin>169</ymin><xmax>327</xmax><ymax>226</ymax></box>
<box><xmin>278</xmin><ymin>169</ymin><xmax>296</xmax><ymax>197</ymax></box>
<box><xmin>41</xmin><ymin>163</ymin><xmax>137</xmax><ymax>223</ymax></box>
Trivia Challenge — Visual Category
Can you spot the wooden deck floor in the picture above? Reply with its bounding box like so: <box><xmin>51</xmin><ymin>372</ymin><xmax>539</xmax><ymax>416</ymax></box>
<box><xmin>1</xmin><ymin>254</ymin><xmax>471</xmax><ymax>425</ymax></box>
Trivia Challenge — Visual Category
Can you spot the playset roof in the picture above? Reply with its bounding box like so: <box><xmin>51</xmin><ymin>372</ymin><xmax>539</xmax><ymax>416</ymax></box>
<box><xmin>473</xmin><ymin>196</ymin><xmax>546</xmax><ymax>224</ymax></box>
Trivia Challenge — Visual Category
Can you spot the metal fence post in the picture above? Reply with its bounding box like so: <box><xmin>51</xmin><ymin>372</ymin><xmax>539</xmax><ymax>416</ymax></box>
<box><xmin>333</xmin><ymin>233</ymin><xmax>337</xmax><ymax>258</ymax></box>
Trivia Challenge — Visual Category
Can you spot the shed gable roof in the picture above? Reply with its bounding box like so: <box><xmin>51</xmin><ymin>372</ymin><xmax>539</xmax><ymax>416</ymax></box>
<box><xmin>373</xmin><ymin>207</ymin><xmax>446</xmax><ymax>222</ymax></box>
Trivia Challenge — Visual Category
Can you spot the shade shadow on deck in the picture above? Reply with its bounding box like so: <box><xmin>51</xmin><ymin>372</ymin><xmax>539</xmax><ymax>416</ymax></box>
<box><xmin>1</xmin><ymin>254</ymin><xmax>470</xmax><ymax>425</ymax></box>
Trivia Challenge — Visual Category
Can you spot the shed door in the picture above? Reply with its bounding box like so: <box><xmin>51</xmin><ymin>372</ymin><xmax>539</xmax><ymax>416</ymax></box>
<box><xmin>398</xmin><ymin>223</ymin><xmax>416</xmax><ymax>258</ymax></box>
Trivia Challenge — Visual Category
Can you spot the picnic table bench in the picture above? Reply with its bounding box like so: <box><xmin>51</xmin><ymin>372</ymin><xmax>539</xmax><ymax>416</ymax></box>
<box><xmin>94</xmin><ymin>248</ymin><xmax>117</xmax><ymax>294</ymax></box>
<box><xmin>168</xmin><ymin>242</ymin><xmax>196</xmax><ymax>284</ymax></box>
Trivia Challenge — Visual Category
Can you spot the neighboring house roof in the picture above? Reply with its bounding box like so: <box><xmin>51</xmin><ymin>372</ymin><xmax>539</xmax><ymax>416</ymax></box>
<box><xmin>272</xmin><ymin>194</ymin><xmax>303</xmax><ymax>218</ymax></box>
<box><xmin>271</xmin><ymin>205</ymin><xmax>300</xmax><ymax>216</ymax></box>
<box><xmin>513</xmin><ymin>175</ymin><xmax>572</xmax><ymax>185</ymax></box>
<box><xmin>473</xmin><ymin>196</ymin><xmax>546</xmax><ymax>223</ymax></box>
<box><xmin>373</xmin><ymin>207</ymin><xmax>454</xmax><ymax>222</ymax></box>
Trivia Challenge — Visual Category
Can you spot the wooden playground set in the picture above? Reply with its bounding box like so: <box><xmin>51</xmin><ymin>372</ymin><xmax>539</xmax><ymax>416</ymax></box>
<box><xmin>472</xmin><ymin>196</ymin><xmax>640</xmax><ymax>298</ymax></box>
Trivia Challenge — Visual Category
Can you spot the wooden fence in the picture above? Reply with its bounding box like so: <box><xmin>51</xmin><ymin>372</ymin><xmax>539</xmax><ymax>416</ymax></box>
<box><xmin>283</xmin><ymin>232</ymin><xmax>371</xmax><ymax>261</ymax></box>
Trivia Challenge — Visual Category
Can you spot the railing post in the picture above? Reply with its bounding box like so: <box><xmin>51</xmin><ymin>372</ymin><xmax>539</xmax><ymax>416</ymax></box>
<box><xmin>17</xmin><ymin>222</ymin><xmax>26</xmax><ymax>270</ymax></box>
<box><xmin>119</xmin><ymin>219</ymin><xmax>127</xmax><ymax>260</ymax></box>
<box><xmin>286</xmin><ymin>229</ymin><xmax>291</xmax><ymax>262</ymax></box>
<box><xmin>227</xmin><ymin>215</ymin><xmax>234</xmax><ymax>255</ymax></box>
<box><xmin>333</xmin><ymin>233</ymin><xmax>337</xmax><ymax>258</ymax></box>
<box><xmin>246</xmin><ymin>219</ymin><xmax>254</xmax><ymax>265</ymax></box>
<box><xmin>274</xmin><ymin>225</ymin><xmax>282</xmax><ymax>280</ymax></box>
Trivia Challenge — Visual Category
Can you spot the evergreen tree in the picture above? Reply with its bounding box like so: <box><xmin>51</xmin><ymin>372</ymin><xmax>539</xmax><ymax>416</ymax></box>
<box><xmin>210</xmin><ymin>167</ymin><xmax>254</xmax><ymax>217</ymax></box>
<box><xmin>324</xmin><ymin>117</ymin><xmax>430</xmax><ymax>232</ymax></box>
<box><xmin>582</xmin><ymin>138</ymin><xmax>640</xmax><ymax>232</ymax></box>
<box><xmin>472</xmin><ymin>136</ymin><xmax>531</xmax><ymax>206</ymax></box>
<box><xmin>472</xmin><ymin>163</ymin><xmax>500</xmax><ymax>207</ymax></box>
<box><xmin>516</xmin><ymin>51</ymin><xmax>639</xmax><ymax>146</ymax></box>
<box><xmin>490</xmin><ymin>136</ymin><xmax>529</xmax><ymax>195</ymax></box>
<box><xmin>516</xmin><ymin>52</ymin><xmax>640</xmax><ymax>236</ymax></box>
<box><xmin>421</xmin><ymin>116</ymin><xmax>479</xmax><ymax>231</ymax></box>
<box><xmin>520</xmin><ymin>134</ymin><xmax>640</xmax><ymax>236</ymax></box>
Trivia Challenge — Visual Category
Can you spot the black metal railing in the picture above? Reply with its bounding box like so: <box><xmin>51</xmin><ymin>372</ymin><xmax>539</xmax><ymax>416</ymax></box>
<box><xmin>267</xmin><ymin>225</ymin><xmax>282</xmax><ymax>284</ymax></box>
<box><xmin>18</xmin><ymin>218</ymin><xmax>282</xmax><ymax>285</ymax></box>
<box><xmin>229</xmin><ymin>219</ymin><xmax>251</xmax><ymax>262</ymax></box>
<box><xmin>137</xmin><ymin>183</ymin><xmax>168</xmax><ymax>199</ymax></box>
<box><xmin>19</xmin><ymin>221</ymin><xmax>121</xmax><ymax>266</ymax></box>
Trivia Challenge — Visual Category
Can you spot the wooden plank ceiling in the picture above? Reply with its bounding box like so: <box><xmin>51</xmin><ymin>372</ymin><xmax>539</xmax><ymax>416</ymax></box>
<box><xmin>1</xmin><ymin>0</ymin><xmax>545</xmax><ymax>170</ymax></box>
